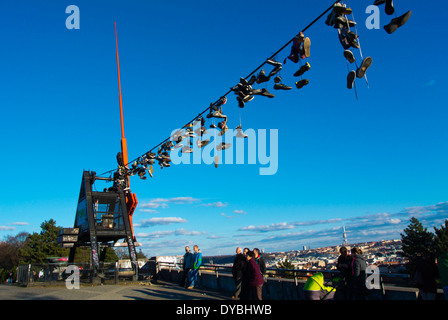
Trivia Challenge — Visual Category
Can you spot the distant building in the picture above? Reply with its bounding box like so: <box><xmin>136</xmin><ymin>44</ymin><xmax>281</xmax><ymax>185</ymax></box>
<box><xmin>342</xmin><ymin>224</ymin><xmax>349</xmax><ymax>246</ymax></box>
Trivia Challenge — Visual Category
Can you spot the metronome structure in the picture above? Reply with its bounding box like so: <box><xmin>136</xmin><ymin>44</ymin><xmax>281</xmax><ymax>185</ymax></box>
<box><xmin>58</xmin><ymin>23</ymin><xmax>140</xmax><ymax>278</ymax></box>
<box><xmin>62</xmin><ymin>171</ymin><xmax>139</xmax><ymax>275</ymax></box>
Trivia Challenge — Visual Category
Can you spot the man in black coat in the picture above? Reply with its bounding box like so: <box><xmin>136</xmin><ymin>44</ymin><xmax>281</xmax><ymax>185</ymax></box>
<box><xmin>232</xmin><ymin>247</ymin><xmax>247</xmax><ymax>299</ymax></box>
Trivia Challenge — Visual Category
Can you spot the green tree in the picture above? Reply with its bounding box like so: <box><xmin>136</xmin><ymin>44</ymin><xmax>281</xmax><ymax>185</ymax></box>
<box><xmin>433</xmin><ymin>219</ymin><xmax>448</xmax><ymax>256</ymax></box>
<box><xmin>400</xmin><ymin>217</ymin><xmax>434</xmax><ymax>272</ymax></box>
<box><xmin>275</xmin><ymin>258</ymin><xmax>296</xmax><ymax>278</ymax></box>
<box><xmin>0</xmin><ymin>232</ymin><xmax>29</xmax><ymax>270</ymax></box>
<box><xmin>114</xmin><ymin>248</ymin><xmax>147</xmax><ymax>260</ymax></box>
<box><xmin>19</xmin><ymin>219</ymin><xmax>68</xmax><ymax>264</ymax></box>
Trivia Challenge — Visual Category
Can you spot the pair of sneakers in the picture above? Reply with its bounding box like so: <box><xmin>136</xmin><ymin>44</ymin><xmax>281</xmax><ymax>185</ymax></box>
<box><xmin>374</xmin><ymin>0</ymin><xmax>412</xmax><ymax>34</ymax></box>
<box><xmin>216</xmin><ymin>142</ymin><xmax>231</xmax><ymax>151</ymax></box>
<box><xmin>252</xmin><ymin>87</ymin><xmax>275</xmax><ymax>97</ymax></box>
<box><xmin>338</xmin><ymin>28</ymin><xmax>360</xmax><ymax>50</ymax></box>
<box><xmin>326</xmin><ymin>3</ymin><xmax>356</xmax><ymax>29</ymax></box>
<box><xmin>232</xmin><ymin>77</ymin><xmax>255</xmax><ymax>108</ymax></box>
<box><xmin>345</xmin><ymin>50</ymin><xmax>373</xmax><ymax>89</ymax></box>
<box><xmin>206</xmin><ymin>104</ymin><xmax>227</xmax><ymax>120</ymax></box>
<box><xmin>255</xmin><ymin>58</ymin><xmax>283</xmax><ymax>85</ymax></box>
<box><xmin>236</xmin><ymin>125</ymin><xmax>248</xmax><ymax>139</ymax></box>
<box><xmin>266</xmin><ymin>59</ymin><xmax>282</xmax><ymax>77</ymax></box>
<box><xmin>287</xmin><ymin>32</ymin><xmax>311</xmax><ymax>63</ymax></box>
<box><xmin>273</xmin><ymin>76</ymin><xmax>292</xmax><ymax>90</ymax></box>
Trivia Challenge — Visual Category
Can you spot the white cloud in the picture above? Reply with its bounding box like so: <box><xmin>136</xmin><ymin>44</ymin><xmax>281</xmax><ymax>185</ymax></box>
<box><xmin>0</xmin><ymin>226</ymin><xmax>15</xmax><ymax>231</ymax></box>
<box><xmin>136</xmin><ymin>228</ymin><xmax>202</xmax><ymax>238</ymax></box>
<box><xmin>156</xmin><ymin>197</ymin><xmax>200</xmax><ymax>204</ymax></box>
<box><xmin>389</xmin><ymin>218</ymin><xmax>401</xmax><ymax>224</ymax></box>
<box><xmin>139</xmin><ymin>209</ymin><xmax>158</xmax><ymax>214</ymax></box>
<box><xmin>12</xmin><ymin>222</ymin><xmax>29</xmax><ymax>226</ymax></box>
<box><xmin>200</xmin><ymin>201</ymin><xmax>228</xmax><ymax>208</ymax></box>
<box><xmin>139</xmin><ymin>197</ymin><xmax>200</xmax><ymax>212</ymax></box>
<box><xmin>239</xmin><ymin>222</ymin><xmax>294</xmax><ymax>233</ymax></box>
<box><xmin>140</xmin><ymin>202</ymin><xmax>168</xmax><ymax>209</ymax></box>
<box><xmin>234</xmin><ymin>210</ymin><xmax>247</xmax><ymax>215</ymax></box>
<box><xmin>136</xmin><ymin>217</ymin><xmax>187</xmax><ymax>228</ymax></box>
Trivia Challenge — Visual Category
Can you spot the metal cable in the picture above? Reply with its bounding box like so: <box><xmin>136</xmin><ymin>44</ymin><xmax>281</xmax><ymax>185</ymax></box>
<box><xmin>98</xmin><ymin>0</ymin><xmax>342</xmax><ymax>177</ymax></box>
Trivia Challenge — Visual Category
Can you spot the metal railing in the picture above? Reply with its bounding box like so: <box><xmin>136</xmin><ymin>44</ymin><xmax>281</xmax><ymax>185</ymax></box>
<box><xmin>15</xmin><ymin>260</ymin><xmax>411</xmax><ymax>287</ymax></box>
<box><xmin>156</xmin><ymin>262</ymin><xmax>411</xmax><ymax>286</ymax></box>
<box><xmin>16</xmin><ymin>261</ymin><xmax>153</xmax><ymax>287</ymax></box>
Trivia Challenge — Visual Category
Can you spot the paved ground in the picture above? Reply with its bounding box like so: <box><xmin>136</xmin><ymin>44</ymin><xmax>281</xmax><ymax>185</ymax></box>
<box><xmin>0</xmin><ymin>281</ymin><xmax>232</xmax><ymax>300</ymax></box>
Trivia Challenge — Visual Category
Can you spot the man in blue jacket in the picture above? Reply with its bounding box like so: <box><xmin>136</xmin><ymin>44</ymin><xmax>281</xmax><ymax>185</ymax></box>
<box><xmin>188</xmin><ymin>245</ymin><xmax>202</xmax><ymax>289</ymax></box>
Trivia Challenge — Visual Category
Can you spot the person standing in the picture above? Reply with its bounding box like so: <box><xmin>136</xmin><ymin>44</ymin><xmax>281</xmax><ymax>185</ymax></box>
<box><xmin>335</xmin><ymin>246</ymin><xmax>352</xmax><ymax>299</ymax></box>
<box><xmin>437</xmin><ymin>251</ymin><xmax>448</xmax><ymax>300</ymax></box>
<box><xmin>180</xmin><ymin>246</ymin><xmax>193</xmax><ymax>287</ymax></box>
<box><xmin>414</xmin><ymin>253</ymin><xmax>439</xmax><ymax>300</ymax></box>
<box><xmin>188</xmin><ymin>245</ymin><xmax>202</xmax><ymax>289</ymax></box>
<box><xmin>232</xmin><ymin>247</ymin><xmax>247</xmax><ymax>299</ymax></box>
<box><xmin>350</xmin><ymin>247</ymin><xmax>368</xmax><ymax>300</ymax></box>
<box><xmin>244</xmin><ymin>251</ymin><xmax>264</xmax><ymax>300</ymax></box>
<box><xmin>253</xmin><ymin>248</ymin><xmax>266</xmax><ymax>278</ymax></box>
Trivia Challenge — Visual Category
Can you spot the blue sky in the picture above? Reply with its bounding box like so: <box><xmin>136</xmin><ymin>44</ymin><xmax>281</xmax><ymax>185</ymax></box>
<box><xmin>1</xmin><ymin>0</ymin><xmax>448</xmax><ymax>257</ymax></box>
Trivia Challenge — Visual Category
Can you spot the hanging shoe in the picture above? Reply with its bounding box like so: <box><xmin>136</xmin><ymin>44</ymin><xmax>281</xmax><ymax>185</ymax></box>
<box><xmin>266</xmin><ymin>59</ymin><xmax>283</xmax><ymax>77</ymax></box>
<box><xmin>345</xmin><ymin>31</ymin><xmax>360</xmax><ymax>49</ymax></box>
<box><xmin>338</xmin><ymin>29</ymin><xmax>351</xmax><ymax>50</ymax></box>
<box><xmin>261</xmin><ymin>88</ymin><xmax>275</xmax><ymax>97</ymax></box>
<box><xmin>197</xmin><ymin>138</ymin><xmax>210</xmax><ymax>148</ymax></box>
<box><xmin>347</xmin><ymin>70</ymin><xmax>356</xmax><ymax>89</ymax></box>
<box><xmin>174</xmin><ymin>143</ymin><xmax>183</xmax><ymax>149</ymax></box>
<box><xmin>236</xmin><ymin>96</ymin><xmax>245</xmax><ymax>108</ymax></box>
<box><xmin>236</xmin><ymin>126</ymin><xmax>248</xmax><ymax>139</ymax></box>
<box><xmin>343</xmin><ymin>50</ymin><xmax>356</xmax><ymax>63</ymax></box>
<box><xmin>236</xmin><ymin>130</ymin><xmax>248</xmax><ymax>139</ymax></box>
<box><xmin>273</xmin><ymin>83</ymin><xmax>292</xmax><ymax>90</ymax></box>
<box><xmin>325</xmin><ymin>10</ymin><xmax>336</xmax><ymax>27</ymax></box>
<box><xmin>216</xmin><ymin>142</ymin><xmax>231</xmax><ymax>151</ymax></box>
<box><xmin>266</xmin><ymin>59</ymin><xmax>282</xmax><ymax>67</ymax></box>
<box><xmin>242</xmin><ymin>94</ymin><xmax>254</xmax><ymax>103</ymax></box>
<box><xmin>303</xmin><ymin>37</ymin><xmax>311</xmax><ymax>58</ymax></box>
<box><xmin>252</xmin><ymin>88</ymin><xmax>275</xmax><ymax>97</ymax></box>
<box><xmin>295</xmin><ymin>79</ymin><xmax>309</xmax><ymax>89</ymax></box>
<box><xmin>218</xmin><ymin>121</ymin><xmax>228</xmax><ymax>136</ymax></box>
<box><xmin>145</xmin><ymin>152</ymin><xmax>156</xmax><ymax>159</ymax></box>
<box><xmin>185</xmin><ymin>128</ymin><xmax>196</xmax><ymax>138</ymax></box>
<box><xmin>215</xmin><ymin>96</ymin><xmax>227</xmax><ymax>107</ymax></box>
<box><xmin>256</xmin><ymin>69</ymin><xmax>271</xmax><ymax>84</ymax></box>
<box><xmin>193</xmin><ymin>116</ymin><xmax>205</xmax><ymax>127</ymax></box>
<box><xmin>269</xmin><ymin>65</ymin><xmax>282</xmax><ymax>77</ymax></box>
<box><xmin>195</xmin><ymin>126</ymin><xmax>207</xmax><ymax>136</ymax></box>
<box><xmin>333</xmin><ymin>3</ymin><xmax>352</xmax><ymax>15</ymax></box>
<box><xmin>138</xmin><ymin>167</ymin><xmax>147</xmax><ymax>180</ymax></box>
<box><xmin>181</xmin><ymin>146</ymin><xmax>193</xmax><ymax>153</ymax></box>
<box><xmin>293</xmin><ymin>62</ymin><xmax>311</xmax><ymax>77</ymax></box>
<box><xmin>214</xmin><ymin>155</ymin><xmax>219</xmax><ymax>168</ymax></box>
<box><xmin>335</xmin><ymin>16</ymin><xmax>357</xmax><ymax>29</ymax></box>
<box><xmin>274</xmin><ymin>76</ymin><xmax>282</xmax><ymax>83</ymax></box>
<box><xmin>208</xmin><ymin>110</ymin><xmax>227</xmax><ymax>119</ymax></box>
<box><xmin>287</xmin><ymin>36</ymin><xmax>301</xmax><ymax>63</ymax></box>
<box><xmin>356</xmin><ymin>57</ymin><xmax>373</xmax><ymax>78</ymax></box>
<box><xmin>248</xmin><ymin>75</ymin><xmax>257</xmax><ymax>86</ymax></box>
<box><xmin>384</xmin><ymin>11</ymin><xmax>412</xmax><ymax>34</ymax></box>
<box><xmin>385</xmin><ymin>0</ymin><xmax>394</xmax><ymax>15</ymax></box>
<box><xmin>210</xmin><ymin>123</ymin><xmax>217</xmax><ymax>129</ymax></box>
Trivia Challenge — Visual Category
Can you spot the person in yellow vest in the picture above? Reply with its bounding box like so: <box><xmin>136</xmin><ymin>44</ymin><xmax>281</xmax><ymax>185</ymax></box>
<box><xmin>303</xmin><ymin>272</ymin><xmax>336</xmax><ymax>300</ymax></box>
